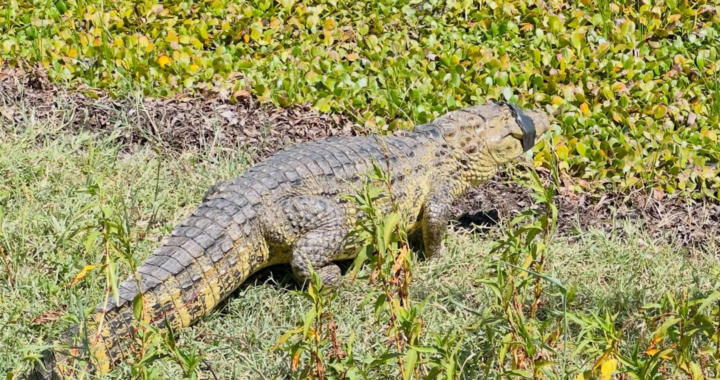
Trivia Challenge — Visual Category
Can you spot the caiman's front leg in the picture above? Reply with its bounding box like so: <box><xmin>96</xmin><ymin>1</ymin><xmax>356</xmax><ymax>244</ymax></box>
<box><xmin>421</xmin><ymin>183</ymin><xmax>456</xmax><ymax>258</ymax></box>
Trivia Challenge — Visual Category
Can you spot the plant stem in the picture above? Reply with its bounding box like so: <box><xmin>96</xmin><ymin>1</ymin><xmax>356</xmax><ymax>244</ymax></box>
<box><xmin>0</xmin><ymin>243</ymin><xmax>14</xmax><ymax>287</ymax></box>
<box><xmin>715</xmin><ymin>298</ymin><xmax>720</xmax><ymax>377</ymax></box>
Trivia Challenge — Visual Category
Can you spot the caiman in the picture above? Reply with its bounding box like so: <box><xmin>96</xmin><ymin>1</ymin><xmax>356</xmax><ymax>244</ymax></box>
<box><xmin>25</xmin><ymin>102</ymin><xmax>550</xmax><ymax>379</ymax></box>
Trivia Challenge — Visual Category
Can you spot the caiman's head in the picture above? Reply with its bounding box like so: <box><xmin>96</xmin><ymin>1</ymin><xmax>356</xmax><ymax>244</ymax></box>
<box><xmin>415</xmin><ymin>102</ymin><xmax>551</xmax><ymax>185</ymax></box>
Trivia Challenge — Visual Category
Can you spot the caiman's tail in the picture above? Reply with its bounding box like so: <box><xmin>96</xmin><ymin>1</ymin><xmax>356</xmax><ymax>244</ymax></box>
<box><xmin>25</xmin><ymin>195</ymin><xmax>265</xmax><ymax>379</ymax></box>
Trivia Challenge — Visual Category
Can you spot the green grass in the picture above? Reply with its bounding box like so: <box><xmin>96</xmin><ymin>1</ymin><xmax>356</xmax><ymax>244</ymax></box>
<box><xmin>1</xmin><ymin>102</ymin><xmax>718</xmax><ymax>379</ymax></box>
<box><xmin>1</xmin><ymin>0</ymin><xmax>720</xmax><ymax>198</ymax></box>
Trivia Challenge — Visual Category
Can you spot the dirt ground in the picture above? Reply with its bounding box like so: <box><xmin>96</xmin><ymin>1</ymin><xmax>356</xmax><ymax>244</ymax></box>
<box><xmin>2</xmin><ymin>66</ymin><xmax>718</xmax><ymax>250</ymax></box>
<box><xmin>0</xmin><ymin>66</ymin><xmax>356</xmax><ymax>158</ymax></box>
<box><xmin>453</xmin><ymin>174</ymin><xmax>720</xmax><ymax>249</ymax></box>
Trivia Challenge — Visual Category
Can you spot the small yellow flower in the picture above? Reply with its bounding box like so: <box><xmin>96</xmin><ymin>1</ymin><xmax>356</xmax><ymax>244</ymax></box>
<box><xmin>158</xmin><ymin>55</ymin><xmax>171</xmax><ymax>68</ymax></box>
<box><xmin>601</xmin><ymin>358</ymin><xmax>618</xmax><ymax>380</ymax></box>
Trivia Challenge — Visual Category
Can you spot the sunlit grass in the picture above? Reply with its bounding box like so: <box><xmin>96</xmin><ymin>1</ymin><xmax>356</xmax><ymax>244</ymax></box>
<box><xmin>1</xmin><ymin>102</ymin><xmax>718</xmax><ymax>379</ymax></box>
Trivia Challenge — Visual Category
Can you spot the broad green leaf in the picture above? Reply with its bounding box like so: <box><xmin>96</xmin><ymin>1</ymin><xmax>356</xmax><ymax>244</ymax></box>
<box><xmin>272</xmin><ymin>326</ymin><xmax>303</xmax><ymax>350</ymax></box>
<box><xmin>502</xmin><ymin>369</ymin><xmax>533</xmax><ymax>378</ymax></box>
<box><xmin>698</xmin><ymin>291</ymin><xmax>720</xmax><ymax>313</ymax></box>
<box><xmin>107</xmin><ymin>260</ymin><xmax>120</xmax><ymax>306</ymax></box>
<box><xmin>132</xmin><ymin>293</ymin><xmax>144</xmax><ymax>321</ymax></box>
<box><xmin>403</xmin><ymin>349</ymin><xmax>418</xmax><ymax>380</ymax></box>
<box><xmin>302</xmin><ymin>307</ymin><xmax>316</xmax><ymax>338</ymax></box>
<box><xmin>576</xmin><ymin>142</ymin><xmax>587</xmax><ymax>157</ymax></box>
<box><xmin>382</xmin><ymin>212</ymin><xmax>400</xmax><ymax>246</ymax></box>
<box><xmin>408</xmin><ymin>345</ymin><xmax>439</xmax><ymax>354</ymax></box>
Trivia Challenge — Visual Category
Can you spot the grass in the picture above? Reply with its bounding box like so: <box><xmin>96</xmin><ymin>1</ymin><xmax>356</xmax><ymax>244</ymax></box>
<box><xmin>1</xmin><ymin>0</ymin><xmax>720</xmax><ymax>198</ymax></box>
<box><xmin>1</xmin><ymin>102</ymin><xmax>719</xmax><ymax>379</ymax></box>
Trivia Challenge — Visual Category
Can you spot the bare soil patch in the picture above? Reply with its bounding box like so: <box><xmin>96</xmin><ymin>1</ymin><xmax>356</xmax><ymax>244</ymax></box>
<box><xmin>0</xmin><ymin>66</ymin><xmax>355</xmax><ymax>158</ymax></box>
<box><xmin>454</xmin><ymin>172</ymin><xmax>720</xmax><ymax>249</ymax></box>
<box><xmin>2</xmin><ymin>67</ymin><xmax>718</xmax><ymax>249</ymax></box>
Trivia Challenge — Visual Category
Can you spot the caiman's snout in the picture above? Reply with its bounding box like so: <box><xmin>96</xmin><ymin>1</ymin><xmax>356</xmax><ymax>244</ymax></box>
<box><xmin>502</xmin><ymin>103</ymin><xmax>551</xmax><ymax>152</ymax></box>
<box><xmin>475</xmin><ymin>102</ymin><xmax>551</xmax><ymax>166</ymax></box>
<box><xmin>523</xmin><ymin>109</ymin><xmax>551</xmax><ymax>140</ymax></box>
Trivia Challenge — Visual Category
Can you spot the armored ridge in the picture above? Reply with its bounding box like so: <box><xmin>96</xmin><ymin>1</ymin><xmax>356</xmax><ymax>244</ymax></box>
<box><xmin>26</xmin><ymin>103</ymin><xmax>550</xmax><ymax>379</ymax></box>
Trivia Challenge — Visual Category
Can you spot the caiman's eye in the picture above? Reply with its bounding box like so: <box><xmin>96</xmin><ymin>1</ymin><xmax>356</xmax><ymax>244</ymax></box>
<box><xmin>465</xmin><ymin>144</ymin><xmax>478</xmax><ymax>154</ymax></box>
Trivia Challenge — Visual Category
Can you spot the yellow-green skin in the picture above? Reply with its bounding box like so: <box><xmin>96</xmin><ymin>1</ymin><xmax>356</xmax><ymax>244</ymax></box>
<box><xmin>26</xmin><ymin>103</ymin><xmax>549</xmax><ymax>379</ymax></box>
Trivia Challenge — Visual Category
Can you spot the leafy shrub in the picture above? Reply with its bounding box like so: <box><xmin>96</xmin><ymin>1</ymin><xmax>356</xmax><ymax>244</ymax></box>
<box><xmin>1</xmin><ymin>0</ymin><xmax>719</xmax><ymax>198</ymax></box>
<box><xmin>452</xmin><ymin>164</ymin><xmax>720</xmax><ymax>379</ymax></box>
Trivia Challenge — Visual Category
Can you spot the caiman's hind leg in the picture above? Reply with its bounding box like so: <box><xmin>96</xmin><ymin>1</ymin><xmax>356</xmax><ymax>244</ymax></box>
<box><xmin>279</xmin><ymin>195</ymin><xmax>348</xmax><ymax>287</ymax></box>
<box><xmin>292</xmin><ymin>229</ymin><xmax>344</xmax><ymax>287</ymax></box>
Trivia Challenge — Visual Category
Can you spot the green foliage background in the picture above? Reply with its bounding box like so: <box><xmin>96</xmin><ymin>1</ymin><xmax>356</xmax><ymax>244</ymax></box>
<box><xmin>1</xmin><ymin>0</ymin><xmax>720</xmax><ymax>197</ymax></box>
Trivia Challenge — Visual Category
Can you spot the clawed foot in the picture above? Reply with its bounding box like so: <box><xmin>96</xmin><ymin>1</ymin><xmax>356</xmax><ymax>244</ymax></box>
<box><xmin>293</xmin><ymin>263</ymin><xmax>343</xmax><ymax>289</ymax></box>
<box><xmin>315</xmin><ymin>264</ymin><xmax>342</xmax><ymax>288</ymax></box>
<box><xmin>423</xmin><ymin>241</ymin><xmax>446</xmax><ymax>260</ymax></box>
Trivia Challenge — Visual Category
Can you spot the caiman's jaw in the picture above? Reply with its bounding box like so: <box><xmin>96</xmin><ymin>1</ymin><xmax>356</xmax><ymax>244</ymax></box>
<box><xmin>486</xmin><ymin>105</ymin><xmax>551</xmax><ymax>165</ymax></box>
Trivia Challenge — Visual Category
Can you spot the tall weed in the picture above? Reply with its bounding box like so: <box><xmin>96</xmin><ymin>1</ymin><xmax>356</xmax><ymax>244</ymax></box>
<box><xmin>22</xmin><ymin>145</ymin><xmax>205</xmax><ymax>379</ymax></box>
<box><xmin>276</xmin><ymin>156</ymin><xmax>461</xmax><ymax>379</ymax></box>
